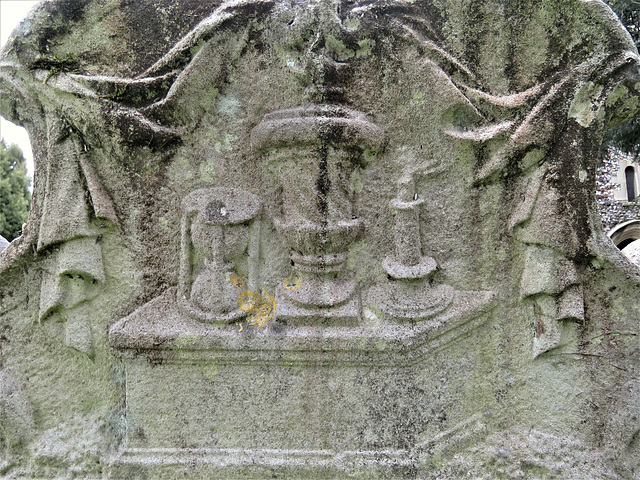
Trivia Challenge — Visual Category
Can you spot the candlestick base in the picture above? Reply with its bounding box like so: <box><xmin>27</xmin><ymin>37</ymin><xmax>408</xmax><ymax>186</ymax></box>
<box><xmin>367</xmin><ymin>281</ymin><xmax>454</xmax><ymax>321</ymax></box>
<box><xmin>382</xmin><ymin>256</ymin><xmax>438</xmax><ymax>280</ymax></box>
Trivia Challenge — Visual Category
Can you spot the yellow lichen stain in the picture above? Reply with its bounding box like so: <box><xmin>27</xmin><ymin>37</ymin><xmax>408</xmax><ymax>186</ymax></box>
<box><xmin>227</xmin><ymin>271</ymin><xmax>247</xmax><ymax>290</ymax></box>
<box><xmin>236</xmin><ymin>322</ymin><xmax>244</xmax><ymax>333</ymax></box>
<box><xmin>238</xmin><ymin>287</ymin><xmax>276</xmax><ymax>327</ymax></box>
<box><xmin>282</xmin><ymin>276</ymin><xmax>302</xmax><ymax>291</ymax></box>
<box><xmin>238</xmin><ymin>290</ymin><xmax>260</xmax><ymax>311</ymax></box>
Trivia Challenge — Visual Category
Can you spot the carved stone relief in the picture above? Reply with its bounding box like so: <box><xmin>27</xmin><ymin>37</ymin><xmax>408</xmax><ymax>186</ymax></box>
<box><xmin>252</xmin><ymin>105</ymin><xmax>385</xmax><ymax>325</ymax></box>
<box><xmin>33</xmin><ymin>129</ymin><xmax>117</xmax><ymax>358</ymax></box>
<box><xmin>39</xmin><ymin>238</ymin><xmax>105</xmax><ymax>357</ymax></box>
<box><xmin>178</xmin><ymin>187</ymin><xmax>261</xmax><ymax>323</ymax></box>
<box><xmin>0</xmin><ymin>0</ymin><xmax>639</xmax><ymax>478</ymax></box>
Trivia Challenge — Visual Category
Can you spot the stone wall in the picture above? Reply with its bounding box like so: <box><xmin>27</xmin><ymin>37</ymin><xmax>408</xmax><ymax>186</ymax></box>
<box><xmin>597</xmin><ymin>148</ymin><xmax>640</xmax><ymax>231</ymax></box>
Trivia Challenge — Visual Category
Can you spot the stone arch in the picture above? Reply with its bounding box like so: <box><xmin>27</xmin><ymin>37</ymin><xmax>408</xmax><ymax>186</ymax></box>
<box><xmin>608</xmin><ymin>219</ymin><xmax>640</xmax><ymax>249</ymax></box>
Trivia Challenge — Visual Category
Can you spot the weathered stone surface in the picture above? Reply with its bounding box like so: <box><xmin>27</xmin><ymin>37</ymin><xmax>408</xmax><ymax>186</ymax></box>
<box><xmin>0</xmin><ymin>1</ymin><xmax>639</xmax><ymax>478</ymax></box>
<box><xmin>622</xmin><ymin>238</ymin><xmax>640</xmax><ymax>266</ymax></box>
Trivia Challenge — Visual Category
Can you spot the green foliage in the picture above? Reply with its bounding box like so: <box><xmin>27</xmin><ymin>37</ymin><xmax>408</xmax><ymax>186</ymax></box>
<box><xmin>0</xmin><ymin>140</ymin><xmax>31</xmax><ymax>241</ymax></box>
<box><xmin>105</xmin><ymin>84</ymin><xmax>128</xmax><ymax>101</ymax></box>
<box><xmin>605</xmin><ymin>0</ymin><xmax>640</xmax><ymax>46</ymax></box>
<box><xmin>604</xmin><ymin>0</ymin><xmax>640</xmax><ymax>159</ymax></box>
<box><xmin>603</xmin><ymin>113</ymin><xmax>640</xmax><ymax>157</ymax></box>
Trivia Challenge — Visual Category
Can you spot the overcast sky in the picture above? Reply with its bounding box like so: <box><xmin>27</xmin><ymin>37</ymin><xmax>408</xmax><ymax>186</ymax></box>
<box><xmin>1</xmin><ymin>0</ymin><xmax>42</xmax><ymax>178</ymax></box>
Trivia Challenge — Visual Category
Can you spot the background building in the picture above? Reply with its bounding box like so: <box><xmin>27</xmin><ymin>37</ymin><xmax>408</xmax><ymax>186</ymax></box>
<box><xmin>597</xmin><ymin>148</ymin><xmax>640</xmax><ymax>249</ymax></box>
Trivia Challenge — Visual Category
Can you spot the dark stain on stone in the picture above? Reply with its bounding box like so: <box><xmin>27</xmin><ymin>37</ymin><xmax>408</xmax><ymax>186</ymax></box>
<box><xmin>534</xmin><ymin>302</ymin><xmax>545</xmax><ymax>337</ymax></box>
<box><xmin>34</xmin><ymin>0</ymin><xmax>88</xmax><ymax>55</ymax></box>
<box><xmin>121</xmin><ymin>0</ymin><xmax>221</xmax><ymax>73</ymax></box>
<box><xmin>205</xmin><ymin>200</ymin><xmax>228</xmax><ymax>223</ymax></box>
<box><xmin>316</xmin><ymin>142</ymin><xmax>330</xmax><ymax>248</ymax></box>
<box><xmin>130</xmin><ymin>0</ymin><xmax>274</xmax><ymax>76</ymax></box>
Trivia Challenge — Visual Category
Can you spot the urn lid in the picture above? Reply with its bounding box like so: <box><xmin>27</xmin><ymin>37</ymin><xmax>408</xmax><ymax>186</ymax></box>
<box><xmin>251</xmin><ymin>104</ymin><xmax>386</xmax><ymax>152</ymax></box>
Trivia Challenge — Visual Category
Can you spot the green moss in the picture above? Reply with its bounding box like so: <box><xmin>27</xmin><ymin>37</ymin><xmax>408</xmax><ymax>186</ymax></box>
<box><xmin>441</xmin><ymin>103</ymin><xmax>481</xmax><ymax>128</ymax></box>
<box><xmin>605</xmin><ymin>84</ymin><xmax>629</xmax><ymax>108</ymax></box>
<box><xmin>174</xmin><ymin>333</ymin><xmax>200</xmax><ymax>349</ymax></box>
<box><xmin>325</xmin><ymin>35</ymin><xmax>354</xmax><ymax>61</ymax></box>
<box><xmin>50</xmin><ymin>0</ymin><xmax>125</xmax><ymax>66</ymax></box>
<box><xmin>568</xmin><ymin>81</ymin><xmax>603</xmax><ymax>127</ymax></box>
<box><xmin>199</xmin><ymin>86</ymin><xmax>219</xmax><ymax>110</ymax></box>
<box><xmin>168</xmin><ymin>155</ymin><xmax>195</xmax><ymax>182</ymax></box>
<box><xmin>412</xmin><ymin>90</ymin><xmax>425</xmax><ymax>106</ymax></box>
<box><xmin>346</xmin><ymin>241</ymin><xmax>387</xmax><ymax>286</ymax></box>
<box><xmin>109</xmin><ymin>361</ymin><xmax>126</xmax><ymax>387</ymax></box>
<box><xmin>158</xmin><ymin>216</ymin><xmax>170</xmax><ymax>230</ymax></box>
<box><xmin>420</xmin><ymin>450</ymin><xmax>446</xmax><ymax>470</ymax></box>
<box><xmin>190</xmin><ymin>39</ymin><xmax>206</xmax><ymax>57</ymax></box>
<box><xmin>199</xmin><ymin>161</ymin><xmax>216</xmax><ymax>183</ymax></box>
<box><xmin>273</xmin><ymin>42</ymin><xmax>296</xmax><ymax>67</ymax></box>
<box><xmin>197</xmin><ymin>360</ymin><xmax>219</xmax><ymax>381</ymax></box>
<box><xmin>355</xmin><ymin>38</ymin><xmax>375</xmax><ymax>58</ymax></box>
<box><xmin>104</xmin><ymin>407</ymin><xmax>127</xmax><ymax>446</ymax></box>
<box><xmin>350</xmin><ymin>166</ymin><xmax>364</xmax><ymax>194</ymax></box>
<box><xmin>214</xmin><ymin>134</ymin><xmax>237</xmax><ymax>153</ymax></box>
<box><xmin>343</xmin><ymin>18</ymin><xmax>360</xmax><ymax>31</ymax></box>
<box><xmin>31</xmin><ymin>53</ymin><xmax>80</xmax><ymax>83</ymax></box>
<box><xmin>621</xmin><ymin>96</ymin><xmax>640</xmax><ymax>113</ymax></box>
<box><xmin>106</xmin><ymin>84</ymin><xmax>128</xmax><ymax>101</ymax></box>
<box><xmin>521</xmin><ymin>148</ymin><xmax>544</xmax><ymax>171</ymax></box>
<box><xmin>608</xmin><ymin>94</ymin><xmax>640</xmax><ymax>128</ymax></box>
<box><xmin>363</xmin><ymin>148</ymin><xmax>379</xmax><ymax>163</ymax></box>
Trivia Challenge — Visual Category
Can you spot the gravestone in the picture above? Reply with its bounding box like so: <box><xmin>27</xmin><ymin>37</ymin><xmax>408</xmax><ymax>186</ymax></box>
<box><xmin>1</xmin><ymin>0</ymin><xmax>639</xmax><ymax>478</ymax></box>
